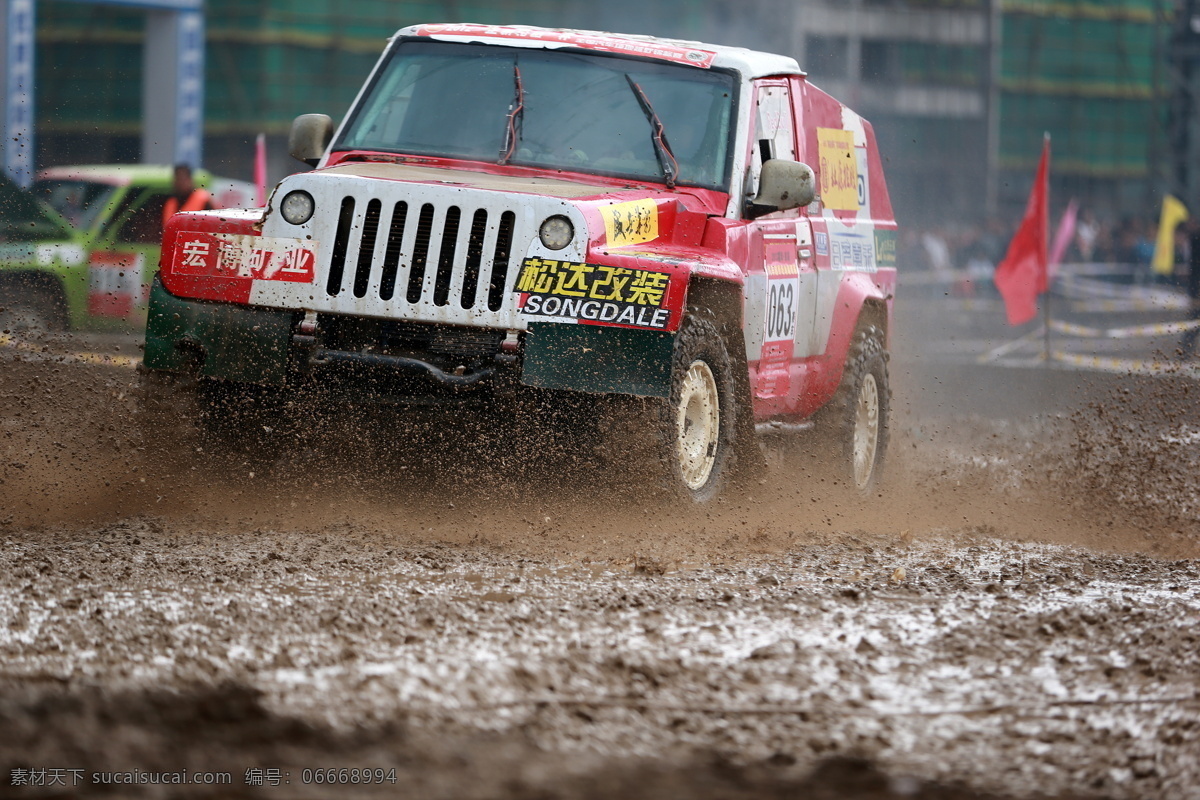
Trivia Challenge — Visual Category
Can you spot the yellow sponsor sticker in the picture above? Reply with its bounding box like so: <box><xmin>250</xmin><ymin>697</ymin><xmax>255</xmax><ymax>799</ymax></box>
<box><xmin>600</xmin><ymin>199</ymin><xmax>659</xmax><ymax>247</ymax></box>
<box><xmin>817</xmin><ymin>128</ymin><xmax>859</xmax><ymax>211</ymax></box>
<box><xmin>515</xmin><ymin>257</ymin><xmax>673</xmax><ymax>329</ymax></box>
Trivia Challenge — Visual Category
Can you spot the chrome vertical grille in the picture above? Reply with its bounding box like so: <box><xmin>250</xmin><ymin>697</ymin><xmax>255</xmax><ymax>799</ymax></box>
<box><xmin>325</xmin><ymin>196</ymin><xmax>519</xmax><ymax>316</ymax></box>
<box><xmin>378</xmin><ymin>201</ymin><xmax>408</xmax><ymax>302</ymax></box>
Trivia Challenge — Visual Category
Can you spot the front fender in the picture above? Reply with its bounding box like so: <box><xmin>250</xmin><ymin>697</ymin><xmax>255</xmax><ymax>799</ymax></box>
<box><xmin>827</xmin><ymin>267</ymin><xmax>895</xmax><ymax>353</ymax></box>
<box><xmin>159</xmin><ymin>208</ymin><xmax>268</xmax><ymax>304</ymax></box>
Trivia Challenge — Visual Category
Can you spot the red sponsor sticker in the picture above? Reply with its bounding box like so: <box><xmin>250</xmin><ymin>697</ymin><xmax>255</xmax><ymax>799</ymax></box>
<box><xmin>175</xmin><ymin>233</ymin><xmax>224</xmax><ymax>276</ymax></box>
<box><xmin>243</xmin><ymin>244</ymin><xmax>316</xmax><ymax>283</ymax></box>
<box><xmin>173</xmin><ymin>233</ymin><xmax>316</xmax><ymax>284</ymax></box>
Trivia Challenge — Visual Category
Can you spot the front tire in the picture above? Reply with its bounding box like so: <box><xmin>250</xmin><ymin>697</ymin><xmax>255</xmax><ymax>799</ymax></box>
<box><xmin>656</xmin><ymin>314</ymin><xmax>738</xmax><ymax>502</ymax></box>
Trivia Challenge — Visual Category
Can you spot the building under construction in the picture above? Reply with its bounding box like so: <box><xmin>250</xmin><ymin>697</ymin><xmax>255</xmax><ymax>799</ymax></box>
<box><xmin>23</xmin><ymin>0</ymin><xmax>1182</xmax><ymax>225</ymax></box>
<box><xmin>785</xmin><ymin>0</ymin><xmax>1171</xmax><ymax>224</ymax></box>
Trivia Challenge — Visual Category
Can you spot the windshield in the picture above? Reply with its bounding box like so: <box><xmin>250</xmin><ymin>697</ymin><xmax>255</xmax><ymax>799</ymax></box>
<box><xmin>336</xmin><ymin>41</ymin><xmax>737</xmax><ymax>190</ymax></box>
<box><xmin>32</xmin><ymin>179</ymin><xmax>118</xmax><ymax>231</ymax></box>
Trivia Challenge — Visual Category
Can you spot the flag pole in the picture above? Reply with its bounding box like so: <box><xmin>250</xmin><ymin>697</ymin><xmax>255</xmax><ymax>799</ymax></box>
<box><xmin>1042</xmin><ymin>132</ymin><xmax>1051</xmax><ymax>366</ymax></box>
<box><xmin>1043</xmin><ymin>282</ymin><xmax>1051</xmax><ymax>364</ymax></box>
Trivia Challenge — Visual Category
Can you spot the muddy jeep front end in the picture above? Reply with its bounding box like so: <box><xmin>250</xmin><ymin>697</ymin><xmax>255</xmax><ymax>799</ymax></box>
<box><xmin>145</xmin><ymin>165</ymin><xmax>689</xmax><ymax>405</ymax></box>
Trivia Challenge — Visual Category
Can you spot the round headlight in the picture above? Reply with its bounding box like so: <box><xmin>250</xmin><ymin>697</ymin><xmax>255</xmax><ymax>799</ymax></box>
<box><xmin>539</xmin><ymin>215</ymin><xmax>574</xmax><ymax>250</ymax></box>
<box><xmin>280</xmin><ymin>190</ymin><xmax>315</xmax><ymax>225</ymax></box>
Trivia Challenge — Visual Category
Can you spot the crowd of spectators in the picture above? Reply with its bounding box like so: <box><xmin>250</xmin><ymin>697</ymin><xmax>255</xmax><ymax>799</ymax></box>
<box><xmin>901</xmin><ymin>212</ymin><xmax>1200</xmax><ymax>356</ymax></box>
<box><xmin>900</xmin><ymin>211</ymin><xmax>1169</xmax><ymax>280</ymax></box>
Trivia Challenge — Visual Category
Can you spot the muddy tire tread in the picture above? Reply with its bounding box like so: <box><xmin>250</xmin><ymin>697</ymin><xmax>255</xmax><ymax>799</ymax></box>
<box><xmin>816</xmin><ymin>324</ymin><xmax>890</xmax><ymax>491</ymax></box>
<box><xmin>653</xmin><ymin>311</ymin><xmax>738</xmax><ymax>503</ymax></box>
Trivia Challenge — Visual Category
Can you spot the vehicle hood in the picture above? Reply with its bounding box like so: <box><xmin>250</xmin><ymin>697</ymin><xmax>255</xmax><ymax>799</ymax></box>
<box><xmin>300</xmin><ymin>161</ymin><xmax>725</xmax><ymax>260</ymax></box>
<box><xmin>321</xmin><ymin>162</ymin><xmax>649</xmax><ymax>199</ymax></box>
<box><xmin>315</xmin><ymin>162</ymin><xmax>725</xmax><ymax>211</ymax></box>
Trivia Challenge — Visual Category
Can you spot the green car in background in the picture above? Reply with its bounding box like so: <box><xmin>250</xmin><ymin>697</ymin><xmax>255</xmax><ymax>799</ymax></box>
<box><xmin>0</xmin><ymin>165</ymin><xmax>254</xmax><ymax>332</ymax></box>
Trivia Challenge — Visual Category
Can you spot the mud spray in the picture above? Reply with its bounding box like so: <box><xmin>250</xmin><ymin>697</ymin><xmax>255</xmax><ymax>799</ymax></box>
<box><xmin>1</xmin><ymin>305</ymin><xmax>1198</xmax><ymax>798</ymax></box>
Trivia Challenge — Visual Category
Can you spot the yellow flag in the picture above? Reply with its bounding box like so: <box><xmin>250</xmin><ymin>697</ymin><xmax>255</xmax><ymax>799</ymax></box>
<box><xmin>1152</xmin><ymin>194</ymin><xmax>1189</xmax><ymax>275</ymax></box>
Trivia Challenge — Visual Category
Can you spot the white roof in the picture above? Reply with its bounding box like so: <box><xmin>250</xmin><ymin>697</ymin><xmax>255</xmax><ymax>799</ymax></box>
<box><xmin>397</xmin><ymin>24</ymin><xmax>803</xmax><ymax>79</ymax></box>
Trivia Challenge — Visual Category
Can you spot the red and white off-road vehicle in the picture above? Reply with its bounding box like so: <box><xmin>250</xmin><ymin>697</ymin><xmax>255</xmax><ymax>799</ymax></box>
<box><xmin>142</xmin><ymin>24</ymin><xmax>897</xmax><ymax>501</ymax></box>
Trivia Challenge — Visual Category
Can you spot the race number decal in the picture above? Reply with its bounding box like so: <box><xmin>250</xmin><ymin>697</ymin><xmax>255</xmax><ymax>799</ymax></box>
<box><xmin>766</xmin><ymin>278</ymin><xmax>798</xmax><ymax>342</ymax></box>
<box><xmin>88</xmin><ymin>251</ymin><xmax>144</xmax><ymax>319</ymax></box>
<box><xmin>856</xmin><ymin>145</ymin><xmax>871</xmax><ymax>212</ymax></box>
<box><xmin>758</xmin><ymin>237</ymin><xmax>799</xmax><ymax>398</ymax></box>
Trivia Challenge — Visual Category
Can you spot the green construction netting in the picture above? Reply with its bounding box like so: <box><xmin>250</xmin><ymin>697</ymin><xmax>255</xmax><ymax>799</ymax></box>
<box><xmin>32</xmin><ymin>0</ymin><xmax>1173</xmax><ymax>182</ymax></box>
<box><xmin>999</xmin><ymin>93</ymin><xmax>1165</xmax><ymax>176</ymax></box>
<box><xmin>999</xmin><ymin>1</ymin><xmax>1166</xmax><ymax>177</ymax></box>
<box><xmin>1002</xmin><ymin>14</ymin><xmax>1160</xmax><ymax>90</ymax></box>
<box><xmin>36</xmin><ymin>0</ymin><xmax>716</xmax><ymax>134</ymax></box>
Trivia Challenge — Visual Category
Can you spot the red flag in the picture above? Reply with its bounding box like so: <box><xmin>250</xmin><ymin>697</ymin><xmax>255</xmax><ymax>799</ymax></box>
<box><xmin>995</xmin><ymin>137</ymin><xmax>1049</xmax><ymax>325</ymax></box>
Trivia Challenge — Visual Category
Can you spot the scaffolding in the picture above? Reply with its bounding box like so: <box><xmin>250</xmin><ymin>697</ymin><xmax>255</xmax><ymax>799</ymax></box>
<box><xmin>997</xmin><ymin>0</ymin><xmax>1170</xmax><ymax>216</ymax></box>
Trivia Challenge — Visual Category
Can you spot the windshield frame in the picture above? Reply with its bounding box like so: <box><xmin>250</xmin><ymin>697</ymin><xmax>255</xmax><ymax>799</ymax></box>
<box><xmin>31</xmin><ymin>179</ymin><xmax>121</xmax><ymax>233</ymax></box>
<box><xmin>331</xmin><ymin>38</ymin><xmax>741</xmax><ymax>192</ymax></box>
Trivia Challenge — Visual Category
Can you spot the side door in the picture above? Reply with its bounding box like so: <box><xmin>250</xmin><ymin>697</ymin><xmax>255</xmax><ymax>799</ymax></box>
<box><xmin>88</xmin><ymin>187</ymin><xmax>168</xmax><ymax>323</ymax></box>
<box><xmin>796</xmin><ymin>76</ymin><xmax>887</xmax><ymax>413</ymax></box>
<box><xmin>742</xmin><ymin>79</ymin><xmax>815</xmax><ymax>419</ymax></box>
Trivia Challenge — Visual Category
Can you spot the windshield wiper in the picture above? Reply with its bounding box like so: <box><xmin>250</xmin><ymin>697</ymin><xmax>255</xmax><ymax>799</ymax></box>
<box><xmin>499</xmin><ymin>61</ymin><xmax>524</xmax><ymax>165</ymax></box>
<box><xmin>625</xmin><ymin>74</ymin><xmax>678</xmax><ymax>189</ymax></box>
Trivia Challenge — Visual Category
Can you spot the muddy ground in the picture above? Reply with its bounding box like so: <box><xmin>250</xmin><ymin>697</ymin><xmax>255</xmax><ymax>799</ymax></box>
<box><xmin>2</xmin><ymin>296</ymin><xmax>1200</xmax><ymax>799</ymax></box>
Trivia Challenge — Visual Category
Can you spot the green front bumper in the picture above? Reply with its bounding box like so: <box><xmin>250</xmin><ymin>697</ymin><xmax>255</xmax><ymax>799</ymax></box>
<box><xmin>144</xmin><ymin>281</ymin><xmax>674</xmax><ymax>398</ymax></box>
<box><xmin>143</xmin><ymin>279</ymin><xmax>295</xmax><ymax>386</ymax></box>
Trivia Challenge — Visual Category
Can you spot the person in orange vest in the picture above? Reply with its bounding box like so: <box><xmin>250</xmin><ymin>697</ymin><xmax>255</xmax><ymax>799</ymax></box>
<box><xmin>162</xmin><ymin>163</ymin><xmax>213</xmax><ymax>227</ymax></box>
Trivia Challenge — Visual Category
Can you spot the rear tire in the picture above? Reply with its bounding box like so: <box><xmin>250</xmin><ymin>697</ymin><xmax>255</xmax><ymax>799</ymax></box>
<box><xmin>816</xmin><ymin>325</ymin><xmax>890</xmax><ymax>492</ymax></box>
<box><xmin>138</xmin><ymin>372</ymin><xmax>283</xmax><ymax>468</ymax></box>
<box><xmin>137</xmin><ymin>369</ymin><xmax>200</xmax><ymax>472</ymax></box>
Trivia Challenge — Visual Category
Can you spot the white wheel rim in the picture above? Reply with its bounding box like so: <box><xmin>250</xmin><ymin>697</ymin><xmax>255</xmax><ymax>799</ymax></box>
<box><xmin>852</xmin><ymin>372</ymin><xmax>880</xmax><ymax>489</ymax></box>
<box><xmin>676</xmin><ymin>360</ymin><xmax>720</xmax><ymax>491</ymax></box>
